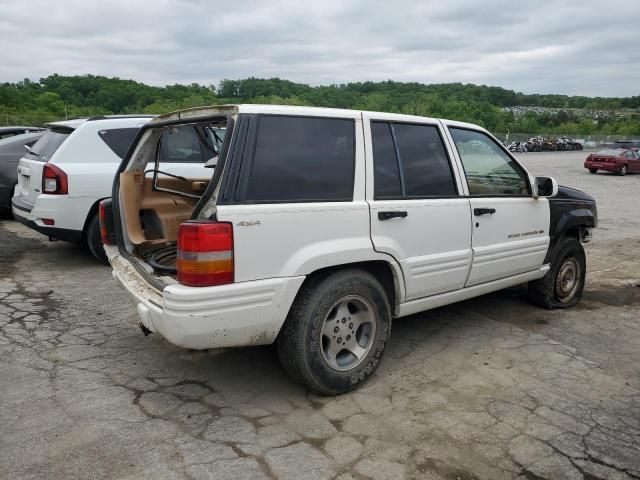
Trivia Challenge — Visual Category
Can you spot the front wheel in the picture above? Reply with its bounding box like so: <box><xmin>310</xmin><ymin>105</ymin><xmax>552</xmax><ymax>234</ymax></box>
<box><xmin>86</xmin><ymin>214</ymin><xmax>108</xmax><ymax>265</ymax></box>
<box><xmin>277</xmin><ymin>269</ymin><xmax>391</xmax><ymax>395</ymax></box>
<box><xmin>588</xmin><ymin>168</ymin><xmax>597</xmax><ymax>174</ymax></box>
<box><xmin>527</xmin><ymin>237</ymin><xmax>586</xmax><ymax>309</ymax></box>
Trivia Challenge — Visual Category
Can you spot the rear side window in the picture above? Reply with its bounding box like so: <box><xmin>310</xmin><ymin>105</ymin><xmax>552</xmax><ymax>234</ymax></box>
<box><xmin>243</xmin><ymin>115</ymin><xmax>355</xmax><ymax>203</ymax></box>
<box><xmin>371</xmin><ymin>121</ymin><xmax>457</xmax><ymax>199</ymax></box>
<box><xmin>25</xmin><ymin>130</ymin><xmax>71</xmax><ymax>162</ymax></box>
<box><xmin>371</xmin><ymin>122</ymin><xmax>401</xmax><ymax>198</ymax></box>
<box><xmin>98</xmin><ymin>128</ymin><xmax>139</xmax><ymax>159</ymax></box>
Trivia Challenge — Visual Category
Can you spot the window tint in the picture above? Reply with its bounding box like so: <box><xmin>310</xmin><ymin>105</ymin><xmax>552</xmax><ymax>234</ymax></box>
<box><xmin>450</xmin><ymin>128</ymin><xmax>529</xmax><ymax>196</ymax></box>
<box><xmin>244</xmin><ymin>115</ymin><xmax>355</xmax><ymax>202</ymax></box>
<box><xmin>394</xmin><ymin>124</ymin><xmax>456</xmax><ymax>197</ymax></box>
<box><xmin>25</xmin><ymin>130</ymin><xmax>71</xmax><ymax>162</ymax></box>
<box><xmin>98</xmin><ymin>127</ymin><xmax>139</xmax><ymax>159</ymax></box>
<box><xmin>371</xmin><ymin>122</ymin><xmax>401</xmax><ymax>198</ymax></box>
<box><xmin>371</xmin><ymin>122</ymin><xmax>456</xmax><ymax>198</ymax></box>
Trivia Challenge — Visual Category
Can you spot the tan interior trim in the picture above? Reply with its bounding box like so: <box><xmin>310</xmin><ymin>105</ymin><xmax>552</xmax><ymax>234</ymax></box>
<box><xmin>120</xmin><ymin>172</ymin><xmax>208</xmax><ymax>246</ymax></box>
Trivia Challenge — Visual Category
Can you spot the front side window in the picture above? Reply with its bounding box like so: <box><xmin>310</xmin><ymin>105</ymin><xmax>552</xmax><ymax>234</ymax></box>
<box><xmin>450</xmin><ymin>128</ymin><xmax>529</xmax><ymax>196</ymax></box>
<box><xmin>371</xmin><ymin>121</ymin><xmax>457</xmax><ymax>199</ymax></box>
<box><xmin>243</xmin><ymin>115</ymin><xmax>355</xmax><ymax>203</ymax></box>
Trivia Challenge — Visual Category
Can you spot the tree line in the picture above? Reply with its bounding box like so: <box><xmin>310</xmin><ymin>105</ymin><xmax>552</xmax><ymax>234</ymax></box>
<box><xmin>1</xmin><ymin>74</ymin><xmax>638</xmax><ymax>136</ymax></box>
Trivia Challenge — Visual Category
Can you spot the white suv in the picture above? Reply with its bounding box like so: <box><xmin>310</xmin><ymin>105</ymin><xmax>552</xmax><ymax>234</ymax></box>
<box><xmin>103</xmin><ymin>105</ymin><xmax>597</xmax><ymax>395</ymax></box>
<box><xmin>12</xmin><ymin>115</ymin><xmax>219</xmax><ymax>262</ymax></box>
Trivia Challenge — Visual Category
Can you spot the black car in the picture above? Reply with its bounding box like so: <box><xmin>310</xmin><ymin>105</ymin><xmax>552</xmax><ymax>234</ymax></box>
<box><xmin>0</xmin><ymin>131</ymin><xmax>45</xmax><ymax>213</ymax></box>
<box><xmin>0</xmin><ymin>126</ymin><xmax>43</xmax><ymax>140</ymax></box>
<box><xmin>613</xmin><ymin>140</ymin><xmax>640</xmax><ymax>149</ymax></box>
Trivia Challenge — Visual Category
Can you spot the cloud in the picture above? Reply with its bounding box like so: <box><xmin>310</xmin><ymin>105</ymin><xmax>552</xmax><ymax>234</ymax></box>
<box><xmin>0</xmin><ymin>0</ymin><xmax>638</xmax><ymax>96</ymax></box>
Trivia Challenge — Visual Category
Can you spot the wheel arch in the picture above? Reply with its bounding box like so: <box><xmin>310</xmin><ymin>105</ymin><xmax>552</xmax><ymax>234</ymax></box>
<box><xmin>545</xmin><ymin>208</ymin><xmax>595</xmax><ymax>264</ymax></box>
<box><xmin>289</xmin><ymin>260</ymin><xmax>404</xmax><ymax>319</ymax></box>
<box><xmin>82</xmin><ymin>196</ymin><xmax>110</xmax><ymax>234</ymax></box>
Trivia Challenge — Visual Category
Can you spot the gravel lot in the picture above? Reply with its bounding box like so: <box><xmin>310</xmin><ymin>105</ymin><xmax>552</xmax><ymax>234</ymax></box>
<box><xmin>1</xmin><ymin>151</ymin><xmax>639</xmax><ymax>480</ymax></box>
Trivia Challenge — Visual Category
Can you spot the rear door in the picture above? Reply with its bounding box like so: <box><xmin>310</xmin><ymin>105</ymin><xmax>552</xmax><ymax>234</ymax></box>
<box><xmin>15</xmin><ymin>128</ymin><xmax>72</xmax><ymax>207</ymax></box>
<box><xmin>364</xmin><ymin>113</ymin><xmax>472</xmax><ymax>301</ymax></box>
<box><xmin>444</xmin><ymin>125</ymin><xmax>549</xmax><ymax>286</ymax></box>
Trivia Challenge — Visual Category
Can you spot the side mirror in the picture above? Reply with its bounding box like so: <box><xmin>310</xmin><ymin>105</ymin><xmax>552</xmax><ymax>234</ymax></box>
<box><xmin>534</xmin><ymin>176</ymin><xmax>558</xmax><ymax>198</ymax></box>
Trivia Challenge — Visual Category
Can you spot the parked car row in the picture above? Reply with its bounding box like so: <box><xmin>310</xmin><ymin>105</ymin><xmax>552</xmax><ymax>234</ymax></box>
<box><xmin>3</xmin><ymin>106</ymin><xmax>599</xmax><ymax>394</ymax></box>
<box><xmin>507</xmin><ymin>136</ymin><xmax>583</xmax><ymax>153</ymax></box>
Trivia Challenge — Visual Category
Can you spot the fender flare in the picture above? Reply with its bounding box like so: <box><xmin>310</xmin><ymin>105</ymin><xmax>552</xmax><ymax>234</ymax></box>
<box><xmin>545</xmin><ymin>208</ymin><xmax>596</xmax><ymax>263</ymax></box>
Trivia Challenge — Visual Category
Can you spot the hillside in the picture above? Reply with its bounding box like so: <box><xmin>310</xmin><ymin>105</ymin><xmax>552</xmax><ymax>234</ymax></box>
<box><xmin>1</xmin><ymin>74</ymin><xmax>639</xmax><ymax>135</ymax></box>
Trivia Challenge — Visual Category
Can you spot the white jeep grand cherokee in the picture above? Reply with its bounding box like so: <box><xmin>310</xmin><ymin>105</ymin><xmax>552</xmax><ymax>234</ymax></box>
<box><xmin>103</xmin><ymin>105</ymin><xmax>597</xmax><ymax>395</ymax></box>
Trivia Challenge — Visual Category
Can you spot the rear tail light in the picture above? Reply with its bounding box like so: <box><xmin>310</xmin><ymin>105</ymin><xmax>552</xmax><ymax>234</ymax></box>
<box><xmin>99</xmin><ymin>199</ymin><xmax>117</xmax><ymax>245</ymax></box>
<box><xmin>42</xmin><ymin>163</ymin><xmax>68</xmax><ymax>194</ymax></box>
<box><xmin>177</xmin><ymin>221</ymin><xmax>234</xmax><ymax>287</ymax></box>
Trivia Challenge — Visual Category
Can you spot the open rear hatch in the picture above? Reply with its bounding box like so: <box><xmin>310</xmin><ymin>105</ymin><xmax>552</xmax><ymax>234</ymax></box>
<box><xmin>111</xmin><ymin>107</ymin><xmax>236</xmax><ymax>289</ymax></box>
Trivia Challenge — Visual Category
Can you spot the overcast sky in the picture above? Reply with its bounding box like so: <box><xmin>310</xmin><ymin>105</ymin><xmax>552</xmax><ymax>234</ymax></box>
<box><xmin>1</xmin><ymin>0</ymin><xmax>638</xmax><ymax>97</ymax></box>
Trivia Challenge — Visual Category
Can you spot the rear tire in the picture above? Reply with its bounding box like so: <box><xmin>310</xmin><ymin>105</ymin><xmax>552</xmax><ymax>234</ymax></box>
<box><xmin>588</xmin><ymin>168</ymin><xmax>597</xmax><ymax>174</ymax></box>
<box><xmin>528</xmin><ymin>237</ymin><xmax>586</xmax><ymax>309</ymax></box>
<box><xmin>277</xmin><ymin>269</ymin><xmax>391</xmax><ymax>395</ymax></box>
<box><xmin>620</xmin><ymin>165</ymin><xmax>627</xmax><ymax>176</ymax></box>
<box><xmin>87</xmin><ymin>214</ymin><xmax>108</xmax><ymax>265</ymax></box>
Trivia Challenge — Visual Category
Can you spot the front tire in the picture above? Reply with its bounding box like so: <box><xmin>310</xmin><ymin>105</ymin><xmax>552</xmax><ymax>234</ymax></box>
<box><xmin>588</xmin><ymin>168</ymin><xmax>597</xmax><ymax>174</ymax></box>
<box><xmin>528</xmin><ymin>237</ymin><xmax>586</xmax><ymax>309</ymax></box>
<box><xmin>86</xmin><ymin>214</ymin><xmax>108</xmax><ymax>265</ymax></box>
<box><xmin>277</xmin><ymin>269</ymin><xmax>391</xmax><ymax>395</ymax></box>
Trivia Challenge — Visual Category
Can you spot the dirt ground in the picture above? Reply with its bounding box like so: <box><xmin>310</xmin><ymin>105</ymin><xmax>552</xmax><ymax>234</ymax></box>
<box><xmin>0</xmin><ymin>151</ymin><xmax>638</xmax><ymax>480</ymax></box>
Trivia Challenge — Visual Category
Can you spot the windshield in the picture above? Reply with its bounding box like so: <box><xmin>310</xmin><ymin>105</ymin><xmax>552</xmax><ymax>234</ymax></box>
<box><xmin>25</xmin><ymin>129</ymin><xmax>71</xmax><ymax>162</ymax></box>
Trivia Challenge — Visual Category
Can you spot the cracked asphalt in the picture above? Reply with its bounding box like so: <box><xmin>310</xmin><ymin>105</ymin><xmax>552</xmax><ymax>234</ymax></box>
<box><xmin>1</xmin><ymin>151</ymin><xmax>639</xmax><ymax>480</ymax></box>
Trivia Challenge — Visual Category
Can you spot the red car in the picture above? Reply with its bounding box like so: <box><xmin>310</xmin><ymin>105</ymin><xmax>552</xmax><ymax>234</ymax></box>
<box><xmin>584</xmin><ymin>149</ymin><xmax>640</xmax><ymax>175</ymax></box>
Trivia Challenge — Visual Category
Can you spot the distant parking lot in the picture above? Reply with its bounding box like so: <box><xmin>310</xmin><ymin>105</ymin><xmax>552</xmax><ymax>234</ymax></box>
<box><xmin>1</xmin><ymin>151</ymin><xmax>639</xmax><ymax>480</ymax></box>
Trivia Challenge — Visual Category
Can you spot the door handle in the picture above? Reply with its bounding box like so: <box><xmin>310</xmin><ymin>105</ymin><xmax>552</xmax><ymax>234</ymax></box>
<box><xmin>474</xmin><ymin>208</ymin><xmax>496</xmax><ymax>216</ymax></box>
<box><xmin>378</xmin><ymin>211</ymin><xmax>408</xmax><ymax>221</ymax></box>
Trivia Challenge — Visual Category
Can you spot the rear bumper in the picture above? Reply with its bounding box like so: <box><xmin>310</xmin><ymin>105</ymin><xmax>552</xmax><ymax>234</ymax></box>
<box><xmin>12</xmin><ymin>206</ymin><xmax>83</xmax><ymax>242</ymax></box>
<box><xmin>584</xmin><ymin>162</ymin><xmax>620</xmax><ymax>172</ymax></box>
<box><xmin>107</xmin><ymin>247</ymin><xmax>305</xmax><ymax>350</ymax></box>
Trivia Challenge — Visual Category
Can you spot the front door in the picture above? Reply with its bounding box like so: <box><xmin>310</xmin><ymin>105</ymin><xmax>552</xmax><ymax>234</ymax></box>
<box><xmin>364</xmin><ymin>114</ymin><xmax>472</xmax><ymax>301</ymax></box>
<box><xmin>445</xmin><ymin>127</ymin><xmax>550</xmax><ymax>286</ymax></box>
<box><xmin>625</xmin><ymin>150</ymin><xmax>640</xmax><ymax>173</ymax></box>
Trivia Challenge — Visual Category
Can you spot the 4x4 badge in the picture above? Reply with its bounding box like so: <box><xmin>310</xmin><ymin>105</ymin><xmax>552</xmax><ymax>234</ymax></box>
<box><xmin>237</xmin><ymin>220</ymin><xmax>261</xmax><ymax>227</ymax></box>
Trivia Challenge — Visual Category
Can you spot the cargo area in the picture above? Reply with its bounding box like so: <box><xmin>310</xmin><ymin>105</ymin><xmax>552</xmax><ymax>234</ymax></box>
<box><xmin>115</xmin><ymin>112</ymin><xmax>232</xmax><ymax>278</ymax></box>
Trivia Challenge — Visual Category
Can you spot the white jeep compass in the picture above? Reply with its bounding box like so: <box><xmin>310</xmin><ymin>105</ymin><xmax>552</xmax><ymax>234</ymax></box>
<box><xmin>12</xmin><ymin>115</ymin><xmax>221</xmax><ymax>262</ymax></box>
<box><xmin>103</xmin><ymin>105</ymin><xmax>597</xmax><ymax>395</ymax></box>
